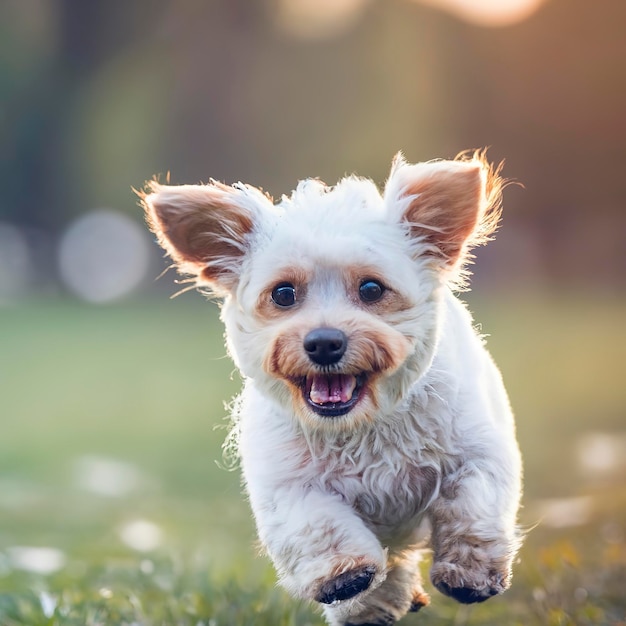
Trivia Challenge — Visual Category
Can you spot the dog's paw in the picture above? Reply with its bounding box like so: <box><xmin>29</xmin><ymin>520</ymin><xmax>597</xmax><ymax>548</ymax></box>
<box><xmin>315</xmin><ymin>565</ymin><xmax>377</xmax><ymax>604</ymax></box>
<box><xmin>409</xmin><ymin>589</ymin><xmax>430</xmax><ymax>612</ymax></box>
<box><xmin>430</xmin><ymin>561</ymin><xmax>509</xmax><ymax>604</ymax></box>
<box><xmin>434</xmin><ymin>580</ymin><xmax>500</xmax><ymax>604</ymax></box>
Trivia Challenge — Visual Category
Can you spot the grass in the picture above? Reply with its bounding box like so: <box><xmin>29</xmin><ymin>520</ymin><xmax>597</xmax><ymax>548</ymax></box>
<box><xmin>0</xmin><ymin>293</ymin><xmax>625</xmax><ymax>625</ymax></box>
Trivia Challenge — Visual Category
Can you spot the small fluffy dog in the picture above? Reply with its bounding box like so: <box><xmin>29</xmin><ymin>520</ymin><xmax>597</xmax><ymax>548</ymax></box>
<box><xmin>142</xmin><ymin>152</ymin><xmax>522</xmax><ymax>626</ymax></box>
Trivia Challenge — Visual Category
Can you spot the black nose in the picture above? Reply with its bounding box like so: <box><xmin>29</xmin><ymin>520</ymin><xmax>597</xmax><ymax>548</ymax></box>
<box><xmin>303</xmin><ymin>328</ymin><xmax>347</xmax><ymax>366</ymax></box>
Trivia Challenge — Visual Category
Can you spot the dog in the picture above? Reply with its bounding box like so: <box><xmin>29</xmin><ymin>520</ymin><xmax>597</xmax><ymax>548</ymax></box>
<box><xmin>141</xmin><ymin>151</ymin><xmax>522</xmax><ymax>626</ymax></box>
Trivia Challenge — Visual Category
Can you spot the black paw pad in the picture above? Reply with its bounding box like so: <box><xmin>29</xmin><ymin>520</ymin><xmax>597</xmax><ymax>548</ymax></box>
<box><xmin>436</xmin><ymin>581</ymin><xmax>499</xmax><ymax>604</ymax></box>
<box><xmin>315</xmin><ymin>566</ymin><xmax>376</xmax><ymax>604</ymax></box>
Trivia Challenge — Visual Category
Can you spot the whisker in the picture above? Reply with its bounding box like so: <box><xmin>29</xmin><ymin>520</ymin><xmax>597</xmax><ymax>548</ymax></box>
<box><xmin>170</xmin><ymin>284</ymin><xmax>198</xmax><ymax>299</ymax></box>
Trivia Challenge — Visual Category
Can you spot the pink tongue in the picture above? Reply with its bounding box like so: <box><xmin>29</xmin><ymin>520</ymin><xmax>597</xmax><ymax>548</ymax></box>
<box><xmin>310</xmin><ymin>374</ymin><xmax>356</xmax><ymax>404</ymax></box>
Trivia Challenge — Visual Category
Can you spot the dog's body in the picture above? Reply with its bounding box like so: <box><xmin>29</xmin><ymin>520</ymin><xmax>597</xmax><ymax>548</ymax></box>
<box><xmin>143</xmin><ymin>153</ymin><xmax>522</xmax><ymax>626</ymax></box>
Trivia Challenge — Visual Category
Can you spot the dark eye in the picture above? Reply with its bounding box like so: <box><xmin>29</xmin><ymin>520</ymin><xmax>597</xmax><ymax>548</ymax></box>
<box><xmin>359</xmin><ymin>279</ymin><xmax>385</xmax><ymax>303</ymax></box>
<box><xmin>271</xmin><ymin>282</ymin><xmax>297</xmax><ymax>307</ymax></box>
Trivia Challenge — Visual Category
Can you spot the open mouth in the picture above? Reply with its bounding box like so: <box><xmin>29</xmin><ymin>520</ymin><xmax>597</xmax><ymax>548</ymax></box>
<box><xmin>302</xmin><ymin>373</ymin><xmax>366</xmax><ymax>417</ymax></box>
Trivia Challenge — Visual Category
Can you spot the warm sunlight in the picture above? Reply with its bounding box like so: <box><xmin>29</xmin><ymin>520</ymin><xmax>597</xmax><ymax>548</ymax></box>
<box><xmin>415</xmin><ymin>0</ymin><xmax>546</xmax><ymax>27</ymax></box>
<box><xmin>274</xmin><ymin>0</ymin><xmax>371</xmax><ymax>39</ymax></box>
<box><xmin>275</xmin><ymin>0</ymin><xmax>546</xmax><ymax>38</ymax></box>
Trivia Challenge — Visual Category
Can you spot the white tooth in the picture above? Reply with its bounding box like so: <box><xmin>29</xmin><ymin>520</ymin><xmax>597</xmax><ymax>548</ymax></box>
<box><xmin>309</xmin><ymin>376</ymin><xmax>329</xmax><ymax>404</ymax></box>
<box><xmin>342</xmin><ymin>376</ymin><xmax>357</xmax><ymax>402</ymax></box>
<box><xmin>310</xmin><ymin>388</ymin><xmax>326</xmax><ymax>404</ymax></box>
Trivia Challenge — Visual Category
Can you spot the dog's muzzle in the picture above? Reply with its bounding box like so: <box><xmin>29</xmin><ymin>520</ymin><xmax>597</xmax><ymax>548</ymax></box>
<box><xmin>301</xmin><ymin>327</ymin><xmax>365</xmax><ymax>417</ymax></box>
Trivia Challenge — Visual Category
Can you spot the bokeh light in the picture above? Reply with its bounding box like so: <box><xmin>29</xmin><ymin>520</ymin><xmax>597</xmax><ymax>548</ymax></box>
<box><xmin>6</xmin><ymin>546</ymin><xmax>67</xmax><ymax>575</ymax></box>
<box><xmin>577</xmin><ymin>432</ymin><xmax>626</xmax><ymax>477</ymax></box>
<box><xmin>58</xmin><ymin>209</ymin><xmax>151</xmax><ymax>303</ymax></box>
<box><xmin>415</xmin><ymin>0</ymin><xmax>546</xmax><ymax>26</ymax></box>
<box><xmin>72</xmin><ymin>455</ymin><xmax>148</xmax><ymax>498</ymax></box>
<box><xmin>275</xmin><ymin>0</ymin><xmax>545</xmax><ymax>37</ymax></box>
<box><xmin>119</xmin><ymin>520</ymin><xmax>164</xmax><ymax>552</ymax></box>
<box><xmin>274</xmin><ymin>0</ymin><xmax>371</xmax><ymax>39</ymax></box>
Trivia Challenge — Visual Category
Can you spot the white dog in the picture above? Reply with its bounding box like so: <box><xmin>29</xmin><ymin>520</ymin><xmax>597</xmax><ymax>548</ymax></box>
<box><xmin>142</xmin><ymin>152</ymin><xmax>522</xmax><ymax>626</ymax></box>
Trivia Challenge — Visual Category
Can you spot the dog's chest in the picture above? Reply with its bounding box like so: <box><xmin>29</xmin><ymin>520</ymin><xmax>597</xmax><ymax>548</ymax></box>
<box><xmin>308</xmin><ymin>438</ymin><xmax>441</xmax><ymax>540</ymax></box>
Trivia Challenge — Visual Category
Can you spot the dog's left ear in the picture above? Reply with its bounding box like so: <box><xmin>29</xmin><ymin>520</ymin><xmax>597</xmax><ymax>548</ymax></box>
<box><xmin>384</xmin><ymin>152</ymin><xmax>503</xmax><ymax>281</ymax></box>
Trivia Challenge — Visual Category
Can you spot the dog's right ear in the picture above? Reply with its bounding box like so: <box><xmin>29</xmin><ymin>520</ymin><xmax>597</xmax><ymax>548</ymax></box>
<box><xmin>140</xmin><ymin>180</ymin><xmax>272</xmax><ymax>295</ymax></box>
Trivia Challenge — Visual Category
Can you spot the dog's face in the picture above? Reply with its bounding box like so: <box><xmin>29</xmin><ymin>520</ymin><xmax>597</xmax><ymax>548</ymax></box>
<box><xmin>142</xmin><ymin>153</ymin><xmax>502</xmax><ymax>431</ymax></box>
<box><xmin>227</xmin><ymin>182</ymin><xmax>440</xmax><ymax>430</ymax></box>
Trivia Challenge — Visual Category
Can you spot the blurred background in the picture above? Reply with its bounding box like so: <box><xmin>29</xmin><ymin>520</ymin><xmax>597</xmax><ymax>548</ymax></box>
<box><xmin>0</xmin><ymin>0</ymin><xmax>624</xmax><ymax>616</ymax></box>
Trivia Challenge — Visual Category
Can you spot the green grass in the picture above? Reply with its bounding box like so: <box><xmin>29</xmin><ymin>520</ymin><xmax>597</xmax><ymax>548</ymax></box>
<box><xmin>0</xmin><ymin>293</ymin><xmax>625</xmax><ymax>624</ymax></box>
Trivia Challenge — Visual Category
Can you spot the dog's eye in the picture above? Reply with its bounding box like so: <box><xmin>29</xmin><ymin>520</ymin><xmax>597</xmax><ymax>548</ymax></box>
<box><xmin>271</xmin><ymin>283</ymin><xmax>297</xmax><ymax>307</ymax></box>
<box><xmin>359</xmin><ymin>280</ymin><xmax>385</xmax><ymax>303</ymax></box>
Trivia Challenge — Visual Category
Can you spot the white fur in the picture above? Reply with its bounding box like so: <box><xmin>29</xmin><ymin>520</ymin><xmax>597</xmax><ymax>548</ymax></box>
<box><xmin>143</xmin><ymin>155</ymin><xmax>522</xmax><ymax>626</ymax></box>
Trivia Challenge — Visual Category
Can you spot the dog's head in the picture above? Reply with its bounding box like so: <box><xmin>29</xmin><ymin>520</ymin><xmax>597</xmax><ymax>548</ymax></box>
<box><xmin>142</xmin><ymin>153</ymin><xmax>502</xmax><ymax>431</ymax></box>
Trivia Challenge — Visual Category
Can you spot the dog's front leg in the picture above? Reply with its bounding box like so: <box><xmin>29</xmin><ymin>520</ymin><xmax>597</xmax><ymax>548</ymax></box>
<box><xmin>238</xmin><ymin>388</ymin><xmax>388</xmax><ymax>607</ymax></box>
<box><xmin>250</xmin><ymin>485</ymin><xmax>388</xmax><ymax>605</ymax></box>
<box><xmin>428</xmin><ymin>450</ymin><xmax>521</xmax><ymax>604</ymax></box>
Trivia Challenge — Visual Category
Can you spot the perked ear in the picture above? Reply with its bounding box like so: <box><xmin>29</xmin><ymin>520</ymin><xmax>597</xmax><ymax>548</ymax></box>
<box><xmin>384</xmin><ymin>151</ymin><xmax>504</xmax><ymax>283</ymax></box>
<box><xmin>140</xmin><ymin>180</ymin><xmax>272</xmax><ymax>295</ymax></box>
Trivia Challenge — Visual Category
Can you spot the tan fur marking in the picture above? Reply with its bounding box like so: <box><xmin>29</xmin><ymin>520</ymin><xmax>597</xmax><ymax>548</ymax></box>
<box><xmin>343</xmin><ymin>265</ymin><xmax>414</xmax><ymax>315</ymax></box>
<box><xmin>393</xmin><ymin>150</ymin><xmax>504</xmax><ymax>271</ymax></box>
<box><xmin>265</xmin><ymin>322</ymin><xmax>410</xmax><ymax>384</ymax></box>
<box><xmin>140</xmin><ymin>180</ymin><xmax>257</xmax><ymax>293</ymax></box>
<box><xmin>255</xmin><ymin>269</ymin><xmax>310</xmax><ymax>321</ymax></box>
<box><xmin>263</xmin><ymin>319</ymin><xmax>409</xmax><ymax>430</ymax></box>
